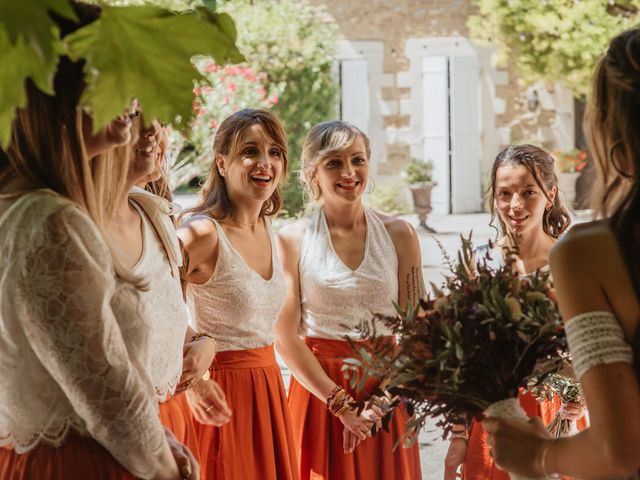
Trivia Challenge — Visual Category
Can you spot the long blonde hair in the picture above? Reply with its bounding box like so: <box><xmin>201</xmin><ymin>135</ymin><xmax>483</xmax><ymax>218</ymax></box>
<box><xmin>0</xmin><ymin>3</ymin><xmax>139</xmax><ymax>284</ymax></box>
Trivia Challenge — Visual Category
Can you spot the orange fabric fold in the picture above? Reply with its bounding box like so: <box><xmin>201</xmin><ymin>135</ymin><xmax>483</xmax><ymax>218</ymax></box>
<box><xmin>288</xmin><ymin>336</ymin><xmax>422</xmax><ymax>480</ymax></box>
<box><xmin>159</xmin><ymin>391</ymin><xmax>200</xmax><ymax>464</ymax></box>
<box><xmin>463</xmin><ymin>390</ymin><xmax>588</xmax><ymax>480</ymax></box>
<box><xmin>0</xmin><ymin>432</ymin><xmax>136</xmax><ymax>480</ymax></box>
<box><xmin>195</xmin><ymin>344</ymin><xmax>298</xmax><ymax>480</ymax></box>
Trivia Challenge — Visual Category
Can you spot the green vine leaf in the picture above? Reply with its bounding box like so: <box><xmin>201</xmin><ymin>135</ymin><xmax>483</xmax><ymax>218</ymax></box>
<box><xmin>0</xmin><ymin>0</ymin><xmax>75</xmax><ymax>147</ymax></box>
<box><xmin>65</xmin><ymin>4</ymin><xmax>244</xmax><ymax>132</ymax></box>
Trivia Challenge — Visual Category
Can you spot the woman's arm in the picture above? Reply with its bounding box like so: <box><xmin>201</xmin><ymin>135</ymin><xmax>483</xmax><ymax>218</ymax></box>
<box><xmin>274</xmin><ymin>221</ymin><xmax>378</xmax><ymax>444</ymax></box>
<box><xmin>485</xmin><ymin>226</ymin><xmax>640</xmax><ymax>478</ymax></box>
<box><xmin>176</xmin><ymin>217</ymin><xmax>219</xmax><ymax>284</ymax></box>
<box><xmin>383</xmin><ymin>216</ymin><xmax>425</xmax><ymax>310</ymax></box>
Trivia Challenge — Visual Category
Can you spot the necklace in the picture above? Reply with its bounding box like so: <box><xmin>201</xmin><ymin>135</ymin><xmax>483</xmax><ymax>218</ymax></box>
<box><xmin>228</xmin><ymin>216</ymin><xmax>260</xmax><ymax>227</ymax></box>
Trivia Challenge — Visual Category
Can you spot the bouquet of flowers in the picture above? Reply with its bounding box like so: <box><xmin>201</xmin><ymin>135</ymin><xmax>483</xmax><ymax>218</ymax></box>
<box><xmin>344</xmin><ymin>235</ymin><xmax>569</xmax><ymax>480</ymax></box>
<box><xmin>526</xmin><ymin>373</ymin><xmax>583</xmax><ymax>438</ymax></box>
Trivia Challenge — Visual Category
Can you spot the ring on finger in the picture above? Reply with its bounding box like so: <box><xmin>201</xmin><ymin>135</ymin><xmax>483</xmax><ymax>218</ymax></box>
<box><xmin>205</xmin><ymin>404</ymin><xmax>215</xmax><ymax>412</ymax></box>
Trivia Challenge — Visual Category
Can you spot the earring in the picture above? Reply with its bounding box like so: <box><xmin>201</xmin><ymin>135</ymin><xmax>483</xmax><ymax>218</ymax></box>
<box><xmin>545</xmin><ymin>204</ymin><xmax>552</xmax><ymax>211</ymax></box>
<box><xmin>365</xmin><ymin>176</ymin><xmax>376</xmax><ymax>195</ymax></box>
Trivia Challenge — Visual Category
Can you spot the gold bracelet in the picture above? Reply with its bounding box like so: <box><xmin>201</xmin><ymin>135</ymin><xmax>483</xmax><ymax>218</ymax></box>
<box><xmin>190</xmin><ymin>332</ymin><xmax>216</xmax><ymax>345</ymax></box>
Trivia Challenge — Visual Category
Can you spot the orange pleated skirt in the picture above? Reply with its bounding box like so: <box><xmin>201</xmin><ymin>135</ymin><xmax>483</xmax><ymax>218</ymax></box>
<box><xmin>159</xmin><ymin>391</ymin><xmax>201</xmax><ymax>464</ymax></box>
<box><xmin>194</xmin><ymin>343</ymin><xmax>298</xmax><ymax>480</ymax></box>
<box><xmin>0</xmin><ymin>432</ymin><xmax>136</xmax><ymax>480</ymax></box>
<box><xmin>288</xmin><ymin>337</ymin><xmax>422</xmax><ymax>480</ymax></box>
<box><xmin>463</xmin><ymin>390</ymin><xmax>588</xmax><ymax>480</ymax></box>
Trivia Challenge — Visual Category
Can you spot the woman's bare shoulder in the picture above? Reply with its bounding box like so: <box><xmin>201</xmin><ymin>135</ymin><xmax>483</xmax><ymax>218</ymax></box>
<box><xmin>552</xmin><ymin>220</ymin><xmax>615</xmax><ymax>261</ymax></box>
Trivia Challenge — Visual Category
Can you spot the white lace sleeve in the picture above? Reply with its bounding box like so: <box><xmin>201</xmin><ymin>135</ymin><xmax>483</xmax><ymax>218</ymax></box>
<box><xmin>565</xmin><ymin>311</ymin><xmax>634</xmax><ymax>380</ymax></box>
<box><xmin>11</xmin><ymin>206</ymin><xmax>165</xmax><ymax>479</ymax></box>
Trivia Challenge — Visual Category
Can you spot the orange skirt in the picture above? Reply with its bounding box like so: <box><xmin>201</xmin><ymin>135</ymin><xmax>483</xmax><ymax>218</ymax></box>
<box><xmin>463</xmin><ymin>390</ymin><xmax>588</xmax><ymax>480</ymax></box>
<box><xmin>288</xmin><ymin>337</ymin><xmax>422</xmax><ymax>480</ymax></box>
<box><xmin>0</xmin><ymin>432</ymin><xmax>136</xmax><ymax>480</ymax></box>
<box><xmin>159</xmin><ymin>391</ymin><xmax>200</xmax><ymax>464</ymax></box>
<box><xmin>194</xmin><ymin>344</ymin><xmax>298</xmax><ymax>480</ymax></box>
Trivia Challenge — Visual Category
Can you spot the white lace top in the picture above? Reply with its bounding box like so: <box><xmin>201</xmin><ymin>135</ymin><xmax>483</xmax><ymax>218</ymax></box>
<box><xmin>131</xmin><ymin>201</ymin><xmax>188</xmax><ymax>402</ymax></box>
<box><xmin>186</xmin><ymin>216</ymin><xmax>286</xmax><ymax>351</ymax></box>
<box><xmin>565</xmin><ymin>311</ymin><xmax>634</xmax><ymax>380</ymax></box>
<box><xmin>299</xmin><ymin>207</ymin><xmax>398</xmax><ymax>339</ymax></box>
<box><xmin>0</xmin><ymin>191</ymin><xmax>165</xmax><ymax>479</ymax></box>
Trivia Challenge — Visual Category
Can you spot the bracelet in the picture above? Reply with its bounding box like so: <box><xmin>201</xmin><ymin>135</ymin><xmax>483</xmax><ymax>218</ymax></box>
<box><xmin>450</xmin><ymin>431</ymin><xmax>469</xmax><ymax>442</ymax></box>
<box><xmin>190</xmin><ymin>332</ymin><xmax>216</xmax><ymax>345</ymax></box>
<box><xmin>540</xmin><ymin>442</ymin><xmax>560</xmax><ymax>479</ymax></box>
<box><xmin>326</xmin><ymin>386</ymin><xmax>354</xmax><ymax>417</ymax></box>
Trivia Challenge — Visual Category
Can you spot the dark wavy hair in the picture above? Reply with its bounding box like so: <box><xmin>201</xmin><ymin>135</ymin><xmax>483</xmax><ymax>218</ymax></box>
<box><xmin>183</xmin><ymin>108</ymin><xmax>288</xmax><ymax>220</ymax></box>
<box><xmin>489</xmin><ymin>144</ymin><xmax>571</xmax><ymax>239</ymax></box>
<box><xmin>587</xmin><ymin>27</ymin><xmax>640</xmax><ymax>294</ymax></box>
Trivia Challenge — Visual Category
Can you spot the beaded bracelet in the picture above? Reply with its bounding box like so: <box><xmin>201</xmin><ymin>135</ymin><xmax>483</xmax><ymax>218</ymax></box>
<box><xmin>326</xmin><ymin>386</ymin><xmax>354</xmax><ymax>417</ymax></box>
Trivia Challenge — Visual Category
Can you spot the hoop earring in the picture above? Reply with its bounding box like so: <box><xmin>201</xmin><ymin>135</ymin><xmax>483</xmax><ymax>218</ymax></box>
<box><xmin>365</xmin><ymin>176</ymin><xmax>376</xmax><ymax>195</ymax></box>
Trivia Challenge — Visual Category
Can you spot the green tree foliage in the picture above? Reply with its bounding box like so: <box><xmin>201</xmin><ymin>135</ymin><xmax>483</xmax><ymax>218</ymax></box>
<box><xmin>0</xmin><ymin>0</ymin><xmax>242</xmax><ymax>147</ymax></box>
<box><xmin>220</xmin><ymin>0</ymin><xmax>339</xmax><ymax>216</ymax></box>
<box><xmin>469</xmin><ymin>0</ymin><xmax>640</xmax><ymax>96</ymax></box>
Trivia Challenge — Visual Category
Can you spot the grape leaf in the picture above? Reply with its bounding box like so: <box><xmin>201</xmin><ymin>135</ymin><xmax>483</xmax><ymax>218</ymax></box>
<box><xmin>0</xmin><ymin>0</ymin><xmax>74</xmax><ymax>148</ymax></box>
<box><xmin>65</xmin><ymin>5</ymin><xmax>244</xmax><ymax>132</ymax></box>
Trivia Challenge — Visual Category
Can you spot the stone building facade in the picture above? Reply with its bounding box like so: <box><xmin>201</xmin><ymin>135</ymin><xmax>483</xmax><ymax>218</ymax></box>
<box><xmin>310</xmin><ymin>0</ymin><xmax>576</xmax><ymax>213</ymax></box>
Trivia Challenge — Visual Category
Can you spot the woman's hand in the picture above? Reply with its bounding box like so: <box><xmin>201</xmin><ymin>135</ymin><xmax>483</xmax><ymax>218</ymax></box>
<box><xmin>338</xmin><ymin>405</ymin><xmax>383</xmax><ymax>441</ymax></box>
<box><xmin>343</xmin><ymin>428</ymin><xmax>361</xmax><ymax>454</ymax></box>
<box><xmin>483</xmin><ymin>416</ymin><xmax>552</xmax><ymax>477</ymax></box>
<box><xmin>176</xmin><ymin>337</ymin><xmax>216</xmax><ymax>392</ymax></box>
<box><xmin>162</xmin><ymin>427</ymin><xmax>200</xmax><ymax>480</ymax></box>
<box><xmin>559</xmin><ymin>398</ymin><xmax>586</xmax><ymax>421</ymax></box>
<box><xmin>186</xmin><ymin>378</ymin><xmax>232</xmax><ymax>427</ymax></box>
<box><xmin>444</xmin><ymin>438</ymin><xmax>467</xmax><ymax>480</ymax></box>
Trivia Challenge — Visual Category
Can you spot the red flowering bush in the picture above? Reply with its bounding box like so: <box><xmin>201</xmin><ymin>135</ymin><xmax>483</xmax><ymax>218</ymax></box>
<box><xmin>553</xmin><ymin>149</ymin><xmax>589</xmax><ymax>174</ymax></box>
<box><xmin>167</xmin><ymin>58</ymin><xmax>282</xmax><ymax>188</ymax></box>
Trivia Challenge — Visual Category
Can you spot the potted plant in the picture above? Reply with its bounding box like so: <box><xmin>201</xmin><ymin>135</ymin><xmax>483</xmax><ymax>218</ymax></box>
<box><xmin>402</xmin><ymin>158</ymin><xmax>436</xmax><ymax>232</ymax></box>
<box><xmin>552</xmin><ymin>149</ymin><xmax>589</xmax><ymax>208</ymax></box>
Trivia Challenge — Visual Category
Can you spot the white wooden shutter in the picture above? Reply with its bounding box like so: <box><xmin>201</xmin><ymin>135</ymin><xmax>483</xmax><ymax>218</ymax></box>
<box><xmin>340</xmin><ymin>59</ymin><xmax>369</xmax><ymax>134</ymax></box>
<box><xmin>450</xmin><ymin>55</ymin><xmax>482</xmax><ymax>213</ymax></box>
<box><xmin>422</xmin><ymin>56</ymin><xmax>450</xmax><ymax>214</ymax></box>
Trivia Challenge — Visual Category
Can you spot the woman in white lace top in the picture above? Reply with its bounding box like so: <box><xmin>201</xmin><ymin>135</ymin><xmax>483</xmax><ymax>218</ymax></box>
<box><xmin>275</xmin><ymin>121</ymin><xmax>423</xmax><ymax>479</ymax></box>
<box><xmin>178</xmin><ymin>109</ymin><xmax>298</xmax><ymax>480</ymax></box>
<box><xmin>485</xmin><ymin>28</ymin><xmax>640</xmax><ymax>479</ymax></box>
<box><xmin>0</xmin><ymin>5</ymin><xmax>188</xmax><ymax>480</ymax></box>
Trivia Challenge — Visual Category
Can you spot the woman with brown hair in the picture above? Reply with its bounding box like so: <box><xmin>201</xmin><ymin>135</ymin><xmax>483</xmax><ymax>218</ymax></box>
<box><xmin>444</xmin><ymin>144</ymin><xmax>586</xmax><ymax>480</ymax></box>
<box><xmin>275</xmin><ymin>120</ymin><xmax>423</xmax><ymax>479</ymax></box>
<box><xmin>178</xmin><ymin>108</ymin><xmax>298</xmax><ymax>480</ymax></box>
<box><xmin>0</xmin><ymin>4</ymin><xmax>192</xmax><ymax>480</ymax></box>
<box><xmin>484</xmin><ymin>28</ymin><xmax>640</xmax><ymax>479</ymax></box>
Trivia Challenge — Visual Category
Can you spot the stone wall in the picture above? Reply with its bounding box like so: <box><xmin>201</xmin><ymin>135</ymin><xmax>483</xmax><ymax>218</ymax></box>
<box><xmin>310</xmin><ymin>0</ymin><xmax>576</xmax><ymax>211</ymax></box>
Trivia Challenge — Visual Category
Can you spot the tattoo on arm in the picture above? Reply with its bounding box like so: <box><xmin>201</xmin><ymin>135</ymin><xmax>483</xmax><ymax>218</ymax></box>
<box><xmin>405</xmin><ymin>266</ymin><xmax>421</xmax><ymax>306</ymax></box>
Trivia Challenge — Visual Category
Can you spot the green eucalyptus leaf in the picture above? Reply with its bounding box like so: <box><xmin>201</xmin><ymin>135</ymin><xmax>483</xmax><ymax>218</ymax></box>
<box><xmin>65</xmin><ymin>5</ymin><xmax>243</xmax><ymax>132</ymax></box>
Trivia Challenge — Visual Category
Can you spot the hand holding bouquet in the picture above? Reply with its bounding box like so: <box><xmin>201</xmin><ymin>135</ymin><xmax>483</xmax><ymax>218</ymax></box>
<box><xmin>344</xmin><ymin>235</ymin><xmax>569</xmax><ymax>480</ymax></box>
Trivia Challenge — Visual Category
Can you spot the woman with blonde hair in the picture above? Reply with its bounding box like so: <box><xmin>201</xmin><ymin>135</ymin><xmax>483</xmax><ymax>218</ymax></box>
<box><xmin>0</xmin><ymin>4</ymin><xmax>192</xmax><ymax>480</ymax></box>
<box><xmin>275</xmin><ymin>120</ymin><xmax>423</xmax><ymax>479</ymax></box>
<box><xmin>178</xmin><ymin>108</ymin><xmax>298</xmax><ymax>480</ymax></box>
<box><xmin>484</xmin><ymin>27</ymin><xmax>640</xmax><ymax>479</ymax></box>
<box><xmin>106</xmin><ymin>115</ymin><xmax>232</xmax><ymax>469</ymax></box>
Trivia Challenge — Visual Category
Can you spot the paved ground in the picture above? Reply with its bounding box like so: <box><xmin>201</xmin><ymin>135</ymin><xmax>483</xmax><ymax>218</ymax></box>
<box><xmin>174</xmin><ymin>195</ymin><xmax>497</xmax><ymax>479</ymax></box>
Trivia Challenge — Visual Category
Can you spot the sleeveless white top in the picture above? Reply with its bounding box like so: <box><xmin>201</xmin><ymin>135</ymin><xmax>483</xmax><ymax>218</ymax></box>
<box><xmin>0</xmin><ymin>191</ymin><xmax>164</xmax><ymax>479</ymax></box>
<box><xmin>186</xmin><ymin>216</ymin><xmax>286</xmax><ymax>351</ymax></box>
<box><xmin>299</xmin><ymin>207</ymin><xmax>398</xmax><ymax>339</ymax></box>
<box><xmin>131</xmin><ymin>201</ymin><xmax>188</xmax><ymax>402</ymax></box>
